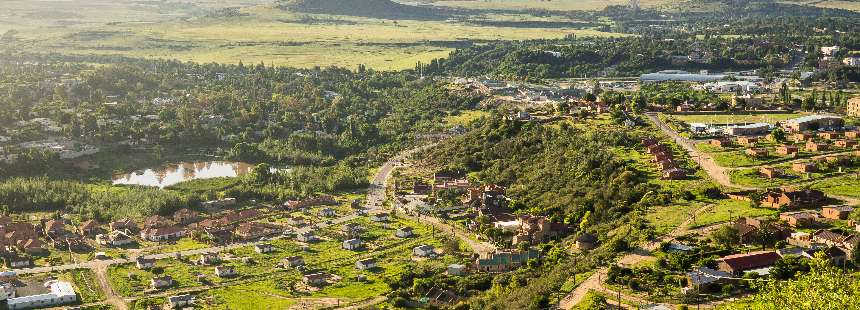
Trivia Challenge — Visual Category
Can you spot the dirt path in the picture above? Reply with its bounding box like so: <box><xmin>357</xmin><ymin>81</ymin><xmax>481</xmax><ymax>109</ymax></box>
<box><xmin>93</xmin><ymin>262</ymin><xmax>128</xmax><ymax>310</ymax></box>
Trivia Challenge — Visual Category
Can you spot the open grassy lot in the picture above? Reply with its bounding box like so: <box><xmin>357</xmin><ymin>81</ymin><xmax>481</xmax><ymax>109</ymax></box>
<box><xmin>781</xmin><ymin>0</ymin><xmax>860</xmax><ymax>11</ymax></box>
<box><xmin>694</xmin><ymin>141</ymin><xmax>840</xmax><ymax>168</ymax></box>
<box><xmin>670</xmin><ymin>112</ymin><xmax>806</xmax><ymax>125</ymax></box>
<box><xmin>693</xmin><ymin>199</ymin><xmax>778</xmax><ymax>227</ymax></box>
<box><xmin>1</xmin><ymin>2</ymin><xmax>626</xmax><ymax>70</ymax></box>
<box><xmin>809</xmin><ymin>174</ymin><xmax>860</xmax><ymax>200</ymax></box>
<box><xmin>443</xmin><ymin>110</ymin><xmax>489</xmax><ymax>127</ymax></box>
<box><xmin>403</xmin><ymin>0</ymin><xmax>671</xmax><ymax>11</ymax></box>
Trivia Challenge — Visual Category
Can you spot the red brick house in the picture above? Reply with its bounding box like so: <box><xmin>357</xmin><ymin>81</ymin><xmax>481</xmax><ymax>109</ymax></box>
<box><xmin>792</xmin><ymin>162</ymin><xmax>816</xmax><ymax>173</ymax></box>
<box><xmin>821</xmin><ymin>206</ymin><xmax>854</xmax><ymax>220</ymax></box>
<box><xmin>776</xmin><ymin>144</ymin><xmax>799</xmax><ymax>155</ymax></box>
<box><xmin>760</xmin><ymin>188</ymin><xmax>826</xmax><ymax>209</ymax></box>
<box><xmin>779</xmin><ymin>212</ymin><xmax>817</xmax><ymax>228</ymax></box>
<box><xmin>711</xmin><ymin>138</ymin><xmax>732</xmax><ymax>148</ymax></box>
<box><xmin>805</xmin><ymin>141</ymin><xmax>828</xmax><ymax>152</ymax></box>
<box><xmin>737</xmin><ymin>136</ymin><xmax>759</xmax><ymax>145</ymax></box>
<box><xmin>759</xmin><ymin>167</ymin><xmax>780</xmax><ymax>179</ymax></box>
<box><xmin>745</xmin><ymin>148</ymin><xmax>768</xmax><ymax>157</ymax></box>
<box><xmin>835</xmin><ymin>139</ymin><xmax>858</xmax><ymax>149</ymax></box>
<box><xmin>817</xmin><ymin>132</ymin><xmax>842</xmax><ymax>140</ymax></box>
<box><xmin>793</xmin><ymin>133</ymin><xmax>813</xmax><ymax>142</ymax></box>
<box><xmin>717</xmin><ymin>251</ymin><xmax>781</xmax><ymax>276</ymax></box>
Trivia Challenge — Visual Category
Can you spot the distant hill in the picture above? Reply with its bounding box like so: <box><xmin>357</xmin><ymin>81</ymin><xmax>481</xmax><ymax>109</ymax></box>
<box><xmin>278</xmin><ymin>0</ymin><xmax>449</xmax><ymax>20</ymax></box>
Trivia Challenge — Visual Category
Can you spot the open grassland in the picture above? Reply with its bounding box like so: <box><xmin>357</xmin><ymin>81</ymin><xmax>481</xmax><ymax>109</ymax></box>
<box><xmin>1</xmin><ymin>2</ymin><xmax>626</xmax><ymax>70</ymax></box>
<box><xmin>401</xmin><ymin>0</ymin><xmax>673</xmax><ymax>11</ymax></box>
<box><xmin>780</xmin><ymin>0</ymin><xmax>860</xmax><ymax>11</ymax></box>
<box><xmin>669</xmin><ymin>112</ymin><xmax>806</xmax><ymax>125</ymax></box>
<box><xmin>809</xmin><ymin>174</ymin><xmax>860</xmax><ymax>200</ymax></box>
<box><xmin>443</xmin><ymin>109</ymin><xmax>490</xmax><ymax>127</ymax></box>
<box><xmin>693</xmin><ymin>199</ymin><xmax>779</xmax><ymax>227</ymax></box>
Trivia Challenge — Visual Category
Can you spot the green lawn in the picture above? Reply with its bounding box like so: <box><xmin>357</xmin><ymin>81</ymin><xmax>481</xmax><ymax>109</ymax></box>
<box><xmin>809</xmin><ymin>174</ymin><xmax>860</xmax><ymax>201</ymax></box>
<box><xmin>444</xmin><ymin>110</ymin><xmax>489</xmax><ymax>127</ymax></box>
<box><xmin>693</xmin><ymin>199</ymin><xmax>779</xmax><ymax>227</ymax></box>
<box><xmin>645</xmin><ymin>203</ymin><xmax>702</xmax><ymax>235</ymax></box>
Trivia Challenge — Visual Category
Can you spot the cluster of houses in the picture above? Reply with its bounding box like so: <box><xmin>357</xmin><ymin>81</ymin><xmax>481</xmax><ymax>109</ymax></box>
<box><xmin>728</xmin><ymin>188</ymin><xmax>827</xmax><ymax>209</ymax></box>
<box><xmin>642</xmin><ymin>137</ymin><xmax>686</xmax><ymax>180</ymax></box>
<box><xmin>688</xmin><ymin>211</ymin><xmax>859</xmax><ymax>290</ymax></box>
<box><xmin>0</xmin><ymin>278</ymin><xmax>78</xmax><ymax>310</ymax></box>
<box><xmin>0</xmin><ymin>215</ymin><xmax>104</xmax><ymax>268</ymax></box>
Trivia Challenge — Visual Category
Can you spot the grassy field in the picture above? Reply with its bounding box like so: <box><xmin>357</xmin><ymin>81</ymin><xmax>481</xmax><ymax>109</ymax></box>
<box><xmin>809</xmin><ymin>174</ymin><xmax>860</xmax><ymax>200</ymax></box>
<box><xmin>693</xmin><ymin>199</ymin><xmax>779</xmax><ymax>227</ymax></box>
<box><xmin>670</xmin><ymin>112</ymin><xmax>806</xmax><ymax>125</ymax></box>
<box><xmin>1</xmin><ymin>1</ymin><xmax>627</xmax><ymax>70</ymax></box>
<box><xmin>781</xmin><ymin>0</ymin><xmax>860</xmax><ymax>11</ymax></box>
<box><xmin>443</xmin><ymin>109</ymin><xmax>489</xmax><ymax>127</ymax></box>
<box><xmin>403</xmin><ymin>0</ymin><xmax>672</xmax><ymax>11</ymax></box>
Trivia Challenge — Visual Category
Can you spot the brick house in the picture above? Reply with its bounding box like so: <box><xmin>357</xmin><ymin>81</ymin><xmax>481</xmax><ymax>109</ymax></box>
<box><xmin>835</xmin><ymin>139</ymin><xmax>858</xmax><ymax>148</ymax></box>
<box><xmin>792</xmin><ymin>162</ymin><xmax>816</xmax><ymax>173</ymax></box>
<box><xmin>737</xmin><ymin>136</ymin><xmax>758</xmax><ymax>145</ymax></box>
<box><xmin>173</xmin><ymin>208</ymin><xmax>200</xmax><ymax>225</ymax></box>
<box><xmin>662</xmin><ymin>168</ymin><xmax>686</xmax><ymax>180</ymax></box>
<box><xmin>745</xmin><ymin>148</ymin><xmax>768</xmax><ymax>157</ymax></box>
<box><xmin>821</xmin><ymin>206</ymin><xmax>854</xmax><ymax>220</ymax></box>
<box><xmin>776</xmin><ymin>144</ymin><xmax>799</xmax><ymax>155</ymax></box>
<box><xmin>717</xmin><ymin>251</ymin><xmax>781</xmax><ymax>276</ymax></box>
<box><xmin>760</xmin><ymin>188</ymin><xmax>826</xmax><ymax>209</ymax></box>
<box><xmin>759</xmin><ymin>166</ymin><xmax>780</xmax><ymax>179</ymax></box>
<box><xmin>805</xmin><ymin>141</ymin><xmax>828</xmax><ymax>152</ymax></box>
<box><xmin>474</xmin><ymin>249</ymin><xmax>540</xmax><ymax>272</ymax></box>
<box><xmin>793</xmin><ymin>133</ymin><xmax>813</xmax><ymax>142</ymax></box>
<box><xmin>78</xmin><ymin>220</ymin><xmax>100</xmax><ymax>236</ymax></box>
<box><xmin>140</xmin><ymin>226</ymin><xmax>186</xmax><ymax>242</ymax></box>
<box><xmin>711</xmin><ymin>138</ymin><xmax>732</xmax><ymax>148</ymax></box>
<box><xmin>779</xmin><ymin>212</ymin><xmax>817</xmax><ymax>227</ymax></box>
<box><xmin>817</xmin><ymin>132</ymin><xmax>842</xmax><ymax>140</ymax></box>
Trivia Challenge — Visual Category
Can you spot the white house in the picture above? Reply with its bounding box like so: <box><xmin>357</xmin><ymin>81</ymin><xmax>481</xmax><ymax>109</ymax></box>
<box><xmin>167</xmin><ymin>294</ymin><xmax>195</xmax><ymax>309</ymax></box>
<box><xmin>96</xmin><ymin>230</ymin><xmax>134</xmax><ymax>246</ymax></box>
<box><xmin>140</xmin><ymin>226</ymin><xmax>186</xmax><ymax>242</ymax></box>
<box><xmin>343</xmin><ymin>238</ymin><xmax>362</xmax><ymax>250</ymax></box>
<box><xmin>447</xmin><ymin>264</ymin><xmax>467</xmax><ymax>276</ymax></box>
<box><xmin>136</xmin><ymin>257</ymin><xmax>155</xmax><ymax>269</ymax></box>
<box><xmin>319</xmin><ymin>208</ymin><xmax>336</xmax><ymax>217</ymax></box>
<box><xmin>5</xmin><ymin>280</ymin><xmax>77</xmax><ymax>310</ymax></box>
<box><xmin>413</xmin><ymin>244</ymin><xmax>435</xmax><ymax>257</ymax></box>
<box><xmin>198</xmin><ymin>253</ymin><xmax>220</xmax><ymax>265</ymax></box>
<box><xmin>151</xmin><ymin>276</ymin><xmax>174</xmax><ymax>289</ymax></box>
<box><xmin>355</xmin><ymin>258</ymin><xmax>377</xmax><ymax>270</ymax></box>
<box><xmin>370</xmin><ymin>212</ymin><xmax>390</xmax><ymax>222</ymax></box>
<box><xmin>8</xmin><ymin>257</ymin><xmax>31</xmax><ymax>268</ymax></box>
<box><xmin>283</xmin><ymin>256</ymin><xmax>305</xmax><ymax>268</ymax></box>
<box><xmin>215</xmin><ymin>266</ymin><xmax>238</xmax><ymax>278</ymax></box>
<box><xmin>297</xmin><ymin>232</ymin><xmax>316</xmax><ymax>242</ymax></box>
<box><xmin>395</xmin><ymin>226</ymin><xmax>414</xmax><ymax>238</ymax></box>
<box><xmin>255</xmin><ymin>243</ymin><xmax>274</xmax><ymax>254</ymax></box>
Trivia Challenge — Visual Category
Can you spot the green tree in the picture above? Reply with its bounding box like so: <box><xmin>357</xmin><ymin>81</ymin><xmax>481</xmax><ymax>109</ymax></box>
<box><xmin>739</xmin><ymin>254</ymin><xmax>860</xmax><ymax>309</ymax></box>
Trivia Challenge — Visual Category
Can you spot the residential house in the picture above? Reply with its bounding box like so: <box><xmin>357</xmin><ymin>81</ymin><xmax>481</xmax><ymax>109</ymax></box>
<box><xmin>167</xmin><ymin>295</ymin><xmax>195</xmax><ymax>309</ymax></box>
<box><xmin>4</xmin><ymin>280</ymin><xmax>77</xmax><ymax>310</ymax></box>
<box><xmin>395</xmin><ymin>226</ymin><xmax>414</xmax><ymax>238</ymax></box>
<box><xmin>413</xmin><ymin>244</ymin><xmax>435</xmax><ymax>257</ymax></box>
<box><xmin>835</xmin><ymin>139</ymin><xmax>858</xmax><ymax>148</ymax></box>
<box><xmin>44</xmin><ymin>219</ymin><xmax>66</xmax><ymax>237</ymax></box>
<box><xmin>215</xmin><ymin>266</ymin><xmax>237</xmax><ymax>277</ymax></box>
<box><xmin>151</xmin><ymin>276</ymin><xmax>174</xmax><ymax>289</ymax></box>
<box><xmin>760</xmin><ymin>188</ymin><xmax>826</xmax><ymax>209</ymax></box>
<box><xmin>142</xmin><ymin>215</ymin><xmax>172</xmax><ymax>229</ymax></box>
<box><xmin>370</xmin><ymin>212</ymin><xmax>390</xmax><ymax>222</ymax></box>
<box><xmin>173</xmin><ymin>208</ymin><xmax>200</xmax><ymax>225</ymax></box>
<box><xmin>745</xmin><ymin>148</ymin><xmax>768</xmax><ymax>157</ymax></box>
<box><xmin>303</xmin><ymin>273</ymin><xmax>327</xmax><ymax>286</ymax></box>
<box><xmin>286</xmin><ymin>217</ymin><xmax>305</xmax><ymax>227</ymax></box>
<box><xmin>283</xmin><ymin>256</ymin><xmax>304</xmax><ymax>268</ymax></box>
<box><xmin>710</xmin><ymin>138</ymin><xmax>732</xmax><ymax>148</ymax></box>
<box><xmin>717</xmin><ymin>251</ymin><xmax>781</xmax><ymax>276</ymax></box>
<box><xmin>255</xmin><ymin>243</ymin><xmax>274</xmax><ymax>254</ymax></box>
<box><xmin>109</xmin><ymin>218</ymin><xmax>137</xmax><ymax>232</ymax></box>
<box><xmin>136</xmin><ymin>256</ymin><xmax>156</xmax><ymax>269</ymax></box>
<box><xmin>6</xmin><ymin>255</ymin><xmax>31</xmax><ymax>268</ymax></box>
<box><xmin>78</xmin><ymin>220</ymin><xmax>100</xmax><ymax>236</ymax></box>
<box><xmin>803</xmin><ymin>246</ymin><xmax>847</xmax><ymax>266</ymax></box>
<box><xmin>663</xmin><ymin>168</ymin><xmax>686</xmax><ymax>180</ymax></box>
<box><xmin>759</xmin><ymin>166</ymin><xmax>780</xmax><ymax>179</ymax></box>
<box><xmin>792</xmin><ymin>162</ymin><xmax>817</xmax><ymax>173</ymax></box>
<box><xmin>812</xmin><ymin>229</ymin><xmax>851</xmax><ymax>247</ymax></box>
<box><xmin>297</xmin><ymin>232</ymin><xmax>316</xmax><ymax>242</ymax></box>
<box><xmin>355</xmin><ymin>258</ymin><xmax>377</xmax><ymax>270</ymax></box>
<box><xmin>20</xmin><ymin>239</ymin><xmax>46</xmax><ymax>255</ymax></box>
<box><xmin>646</xmin><ymin>144</ymin><xmax>667</xmax><ymax>154</ymax></box>
<box><xmin>776</xmin><ymin>144</ymin><xmax>799</xmax><ymax>155</ymax></box>
<box><xmin>198</xmin><ymin>253</ymin><xmax>220</xmax><ymax>265</ymax></box>
<box><xmin>575</xmin><ymin>233</ymin><xmax>598</xmax><ymax>250</ymax></box>
<box><xmin>447</xmin><ymin>264</ymin><xmax>467</xmax><ymax>276</ymax></box>
<box><xmin>805</xmin><ymin>140</ymin><xmax>828</xmax><ymax>152</ymax></box>
<box><xmin>510</xmin><ymin>215</ymin><xmax>571</xmax><ymax>245</ymax></box>
<box><xmin>202</xmin><ymin>198</ymin><xmax>236</xmax><ymax>208</ymax></box>
<box><xmin>817</xmin><ymin>132</ymin><xmax>841</xmax><ymax>140</ymax></box>
<box><xmin>734</xmin><ymin>217</ymin><xmax>791</xmax><ymax>244</ymax></box>
<box><xmin>845</xmin><ymin>130</ymin><xmax>860</xmax><ymax>139</ymax></box>
<box><xmin>341</xmin><ymin>223</ymin><xmax>363</xmax><ymax>236</ymax></box>
<box><xmin>793</xmin><ymin>133</ymin><xmax>813</xmax><ymax>142</ymax></box>
<box><xmin>779</xmin><ymin>212</ymin><xmax>817</xmax><ymax>228</ymax></box>
<box><xmin>96</xmin><ymin>230</ymin><xmax>133</xmax><ymax>246</ymax></box>
<box><xmin>234</xmin><ymin>222</ymin><xmax>271</xmax><ymax>240</ymax></box>
<box><xmin>319</xmin><ymin>208</ymin><xmax>336</xmax><ymax>217</ymax></box>
<box><xmin>140</xmin><ymin>225</ymin><xmax>186</xmax><ymax>242</ymax></box>
<box><xmin>784</xmin><ymin>115</ymin><xmax>844</xmax><ymax>132</ymax></box>
<box><xmin>342</xmin><ymin>238</ymin><xmax>362</xmax><ymax>250</ymax></box>
<box><xmin>737</xmin><ymin>136</ymin><xmax>758</xmax><ymax>146</ymax></box>
<box><xmin>686</xmin><ymin>266</ymin><xmax>733</xmax><ymax>290</ymax></box>
<box><xmin>475</xmin><ymin>249</ymin><xmax>540</xmax><ymax>272</ymax></box>
<box><xmin>822</xmin><ymin>206</ymin><xmax>854</xmax><ymax>220</ymax></box>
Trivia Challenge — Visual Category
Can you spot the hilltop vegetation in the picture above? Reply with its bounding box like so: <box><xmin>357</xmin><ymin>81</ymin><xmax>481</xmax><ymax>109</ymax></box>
<box><xmin>278</xmin><ymin>0</ymin><xmax>449</xmax><ymax>20</ymax></box>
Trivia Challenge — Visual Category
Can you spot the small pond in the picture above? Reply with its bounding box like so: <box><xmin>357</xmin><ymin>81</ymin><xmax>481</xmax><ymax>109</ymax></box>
<box><xmin>112</xmin><ymin>161</ymin><xmax>262</xmax><ymax>188</ymax></box>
